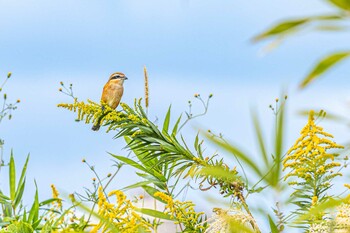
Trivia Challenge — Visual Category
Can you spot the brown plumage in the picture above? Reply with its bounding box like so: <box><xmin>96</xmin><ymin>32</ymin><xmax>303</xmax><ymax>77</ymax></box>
<box><xmin>92</xmin><ymin>72</ymin><xmax>128</xmax><ymax>131</ymax></box>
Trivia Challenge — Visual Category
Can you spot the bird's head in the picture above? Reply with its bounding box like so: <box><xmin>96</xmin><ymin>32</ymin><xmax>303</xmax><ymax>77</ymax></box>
<box><xmin>109</xmin><ymin>72</ymin><xmax>128</xmax><ymax>82</ymax></box>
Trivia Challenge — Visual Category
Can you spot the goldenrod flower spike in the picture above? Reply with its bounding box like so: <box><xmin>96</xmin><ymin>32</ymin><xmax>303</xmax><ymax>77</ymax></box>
<box><xmin>283</xmin><ymin>110</ymin><xmax>344</xmax><ymax>181</ymax></box>
<box><xmin>283</xmin><ymin>110</ymin><xmax>344</xmax><ymax>223</ymax></box>
<box><xmin>91</xmin><ymin>186</ymin><xmax>152</xmax><ymax>233</ymax></box>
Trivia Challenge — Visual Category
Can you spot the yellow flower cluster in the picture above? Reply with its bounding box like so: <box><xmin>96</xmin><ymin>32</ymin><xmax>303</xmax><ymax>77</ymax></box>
<box><xmin>58</xmin><ymin>100</ymin><xmax>127</xmax><ymax>130</ymax></box>
<box><xmin>154</xmin><ymin>192</ymin><xmax>207</xmax><ymax>231</ymax></box>
<box><xmin>44</xmin><ymin>185</ymin><xmax>81</xmax><ymax>231</ymax></box>
<box><xmin>90</xmin><ymin>187</ymin><xmax>152</xmax><ymax>233</ymax></box>
<box><xmin>58</xmin><ymin>100</ymin><xmax>148</xmax><ymax>132</ymax></box>
<box><xmin>283</xmin><ymin>110</ymin><xmax>344</xmax><ymax>181</ymax></box>
<box><xmin>51</xmin><ymin>184</ymin><xmax>62</xmax><ymax>209</ymax></box>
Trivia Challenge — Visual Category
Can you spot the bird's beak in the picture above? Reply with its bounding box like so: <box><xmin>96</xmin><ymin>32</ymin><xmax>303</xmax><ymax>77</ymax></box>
<box><xmin>123</xmin><ymin>77</ymin><xmax>128</xmax><ymax>80</ymax></box>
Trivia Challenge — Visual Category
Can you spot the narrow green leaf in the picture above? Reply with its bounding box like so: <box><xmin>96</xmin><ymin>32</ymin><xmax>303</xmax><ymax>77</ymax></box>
<box><xmin>124</xmin><ymin>136</ymin><xmax>159</xmax><ymax>172</ymax></box>
<box><xmin>28</xmin><ymin>181</ymin><xmax>39</xmax><ymax>225</ymax></box>
<box><xmin>253</xmin><ymin>19</ymin><xmax>309</xmax><ymax>41</ymax></box>
<box><xmin>17</xmin><ymin>154</ymin><xmax>30</xmax><ymax>192</ymax></box>
<box><xmin>135</xmin><ymin>208</ymin><xmax>173</xmax><ymax>220</ymax></box>
<box><xmin>327</xmin><ymin>0</ymin><xmax>350</xmax><ymax>11</ymax></box>
<box><xmin>14</xmin><ymin>180</ymin><xmax>26</xmax><ymax>209</ymax></box>
<box><xmin>39</xmin><ymin>198</ymin><xmax>60</xmax><ymax>207</ymax></box>
<box><xmin>273</xmin><ymin>100</ymin><xmax>285</xmax><ymax>186</ymax></box>
<box><xmin>0</xmin><ymin>191</ymin><xmax>10</xmax><ymax>201</ymax></box>
<box><xmin>268</xmin><ymin>215</ymin><xmax>279</xmax><ymax>233</ymax></box>
<box><xmin>142</xmin><ymin>185</ymin><xmax>167</xmax><ymax>204</ymax></box>
<box><xmin>9</xmin><ymin>151</ymin><xmax>16</xmax><ymax>201</ymax></box>
<box><xmin>121</xmin><ymin>181</ymin><xmax>155</xmax><ymax>191</ymax></box>
<box><xmin>206</xmin><ymin>135</ymin><xmax>263</xmax><ymax>177</ymax></box>
<box><xmin>110</xmin><ymin>154</ymin><xmax>149</xmax><ymax>174</ymax></box>
<box><xmin>0</xmin><ymin>198</ymin><xmax>10</xmax><ymax>205</ymax></box>
<box><xmin>74</xmin><ymin>201</ymin><xmax>120</xmax><ymax>232</ymax></box>
<box><xmin>295</xmin><ymin>198</ymin><xmax>344</xmax><ymax>223</ymax></box>
<box><xmin>315</xmin><ymin>25</ymin><xmax>348</xmax><ymax>31</ymax></box>
<box><xmin>300</xmin><ymin>51</ymin><xmax>350</xmax><ymax>89</ymax></box>
<box><xmin>162</xmin><ymin>105</ymin><xmax>171</xmax><ymax>134</ymax></box>
<box><xmin>200</xmin><ymin>166</ymin><xmax>240</xmax><ymax>182</ymax></box>
<box><xmin>194</xmin><ymin>133</ymin><xmax>199</xmax><ymax>152</ymax></box>
<box><xmin>251</xmin><ymin>110</ymin><xmax>269</xmax><ymax>166</ymax></box>
<box><xmin>171</xmin><ymin>114</ymin><xmax>182</xmax><ymax>136</ymax></box>
<box><xmin>23</xmin><ymin>208</ymin><xmax>27</xmax><ymax>222</ymax></box>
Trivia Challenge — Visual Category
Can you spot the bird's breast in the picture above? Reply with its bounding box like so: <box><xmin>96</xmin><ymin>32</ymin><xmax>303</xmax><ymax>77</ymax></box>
<box><xmin>101</xmin><ymin>83</ymin><xmax>124</xmax><ymax>109</ymax></box>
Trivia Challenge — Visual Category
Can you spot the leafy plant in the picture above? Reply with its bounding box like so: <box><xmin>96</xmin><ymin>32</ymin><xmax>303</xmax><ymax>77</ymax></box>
<box><xmin>254</xmin><ymin>1</ymin><xmax>350</xmax><ymax>89</ymax></box>
<box><xmin>0</xmin><ymin>153</ymin><xmax>59</xmax><ymax>231</ymax></box>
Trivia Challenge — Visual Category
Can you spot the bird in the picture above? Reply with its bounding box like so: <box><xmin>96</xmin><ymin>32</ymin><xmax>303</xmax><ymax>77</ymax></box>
<box><xmin>92</xmin><ymin>72</ymin><xmax>128</xmax><ymax>131</ymax></box>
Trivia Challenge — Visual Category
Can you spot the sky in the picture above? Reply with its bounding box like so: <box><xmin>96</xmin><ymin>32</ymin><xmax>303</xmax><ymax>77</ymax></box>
<box><xmin>1</xmin><ymin>0</ymin><xmax>350</xmax><ymax>231</ymax></box>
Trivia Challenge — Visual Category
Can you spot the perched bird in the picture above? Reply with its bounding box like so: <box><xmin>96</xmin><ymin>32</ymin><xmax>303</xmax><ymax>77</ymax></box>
<box><xmin>92</xmin><ymin>72</ymin><xmax>128</xmax><ymax>131</ymax></box>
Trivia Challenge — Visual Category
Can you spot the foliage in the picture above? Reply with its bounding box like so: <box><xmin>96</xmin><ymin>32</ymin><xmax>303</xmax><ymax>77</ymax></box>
<box><xmin>154</xmin><ymin>192</ymin><xmax>207</xmax><ymax>232</ymax></box>
<box><xmin>1</xmin><ymin>1</ymin><xmax>350</xmax><ymax>232</ymax></box>
<box><xmin>90</xmin><ymin>186</ymin><xmax>153</xmax><ymax>233</ymax></box>
<box><xmin>0</xmin><ymin>152</ymin><xmax>84</xmax><ymax>232</ymax></box>
<box><xmin>254</xmin><ymin>1</ymin><xmax>350</xmax><ymax>88</ymax></box>
<box><xmin>283</xmin><ymin>111</ymin><xmax>344</xmax><ymax>225</ymax></box>
<box><xmin>58</xmin><ymin>96</ymin><xmax>262</xmax><ymax>232</ymax></box>
<box><xmin>0</xmin><ymin>72</ymin><xmax>20</xmax><ymax>167</ymax></box>
<box><xmin>56</xmin><ymin>90</ymin><xmax>350</xmax><ymax>232</ymax></box>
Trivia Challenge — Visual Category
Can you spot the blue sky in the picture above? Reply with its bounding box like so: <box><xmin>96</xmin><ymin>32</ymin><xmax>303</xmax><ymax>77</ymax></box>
<box><xmin>1</xmin><ymin>0</ymin><xmax>350</xmax><ymax>231</ymax></box>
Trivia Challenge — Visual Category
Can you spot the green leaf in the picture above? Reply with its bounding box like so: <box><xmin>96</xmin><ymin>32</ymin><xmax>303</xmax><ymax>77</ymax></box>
<box><xmin>206</xmin><ymin>135</ymin><xmax>263</xmax><ymax>177</ymax></box>
<box><xmin>300</xmin><ymin>51</ymin><xmax>350</xmax><ymax>89</ymax></box>
<box><xmin>110</xmin><ymin>154</ymin><xmax>149</xmax><ymax>174</ymax></box>
<box><xmin>253</xmin><ymin>19</ymin><xmax>309</xmax><ymax>41</ymax></box>
<box><xmin>121</xmin><ymin>181</ymin><xmax>155</xmax><ymax>191</ymax></box>
<box><xmin>171</xmin><ymin>114</ymin><xmax>182</xmax><ymax>136</ymax></box>
<box><xmin>295</xmin><ymin>197</ymin><xmax>344</xmax><ymax>223</ymax></box>
<box><xmin>135</xmin><ymin>208</ymin><xmax>173</xmax><ymax>220</ymax></box>
<box><xmin>200</xmin><ymin>166</ymin><xmax>239</xmax><ymax>182</ymax></box>
<box><xmin>23</xmin><ymin>208</ymin><xmax>27</xmax><ymax>222</ymax></box>
<box><xmin>315</xmin><ymin>25</ymin><xmax>348</xmax><ymax>31</ymax></box>
<box><xmin>141</xmin><ymin>186</ymin><xmax>167</xmax><ymax>204</ymax></box>
<box><xmin>14</xmin><ymin>180</ymin><xmax>25</xmax><ymax>209</ymax></box>
<box><xmin>5</xmin><ymin>222</ymin><xmax>33</xmax><ymax>233</ymax></box>
<box><xmin>0</xmin><ymin>191</ymin><xmax>10</xmax><ymax>201</ymax></box>
<box><xmin>272</xmin><ymin>98</ymin><xmax>285</xmax><ymax>186</ymax></box>
<box><xmin>162</xmin><ymin>105</ymin><xmax>171</xmax><ymax>134</ymax></box>
<box><xmin>28</xmin><ymin>182</ymin><xmax>39</xmax><ymax>226</ymax></box>
<box><xmin>327</xmin><ymin>0</ymin><xmax>350</xmax><ymax>11</ymax></box>
<box><xmin>13</xmin><ymin>155</ymin><xmax>29</xmax><ymax>211</ymax></box>
<box><xmin>9</xmin><ymin>151</ymin><xmax>16</xmax><ymax>201</ymax></box>
<box><xmin>251</xmin><ymin>110</ymin><xmax>268</xmax><ymax>166</ymax></box>
<box><xmin>268</xmin><ymin>215</ymin><xmax>279</xmax><ymax>233</ymax></box>
<box><xmin>39</xmin><ymin>198</ymin><xmax>60</xmax><ymax>207</ymax></box>
<box><xmin>17</xmin><ymin>155</ymin><xmax>29</xmax><ymax>192</ymax></box>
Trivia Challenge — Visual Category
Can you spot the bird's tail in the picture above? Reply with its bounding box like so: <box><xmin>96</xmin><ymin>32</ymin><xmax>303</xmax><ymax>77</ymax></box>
<box><xmin>91</xmin><ymin>123</ymin><xmax>100</xmax><ymax>131</ymax></box>
<box><xmin>92</xmin><ymin>106</ymin><xmax>105</xmax><ymax>131</ymax></box>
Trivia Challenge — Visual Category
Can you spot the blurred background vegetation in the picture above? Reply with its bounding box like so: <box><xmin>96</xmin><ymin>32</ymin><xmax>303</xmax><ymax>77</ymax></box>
<box><xmin>1</xmin><ymin>0</ymin><xmax>350</xmax><ymax>232</ymax></box>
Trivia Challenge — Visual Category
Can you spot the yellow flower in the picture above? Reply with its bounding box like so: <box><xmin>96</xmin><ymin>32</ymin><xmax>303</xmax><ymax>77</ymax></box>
<box><xmin>51</xmin><ymin>184</ymin><xmax>62</xmax><ymax>209</ymax></box>
<box><xmin>283</xmin><ymin>111</ymin><xmax>343</xmax><ymax>179</ymax></box>
<box><xmin>283</xmin><ymin>110</ymin><xmax>344</xmax><ymax>221</ymax></box>
<box><xmin>312</xmin><ymin>196</ymin><xmax>318</xmax><ymax>206</ymax></box>
<box><xmin>154</xmin><ymin>192</ymin><xmax>207</xmax><ymax>231</ymax></box>
<box><xmin>92</xmin><ymin>187</ymin><xmax>152</xmax><ymax>232</ymax></box>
